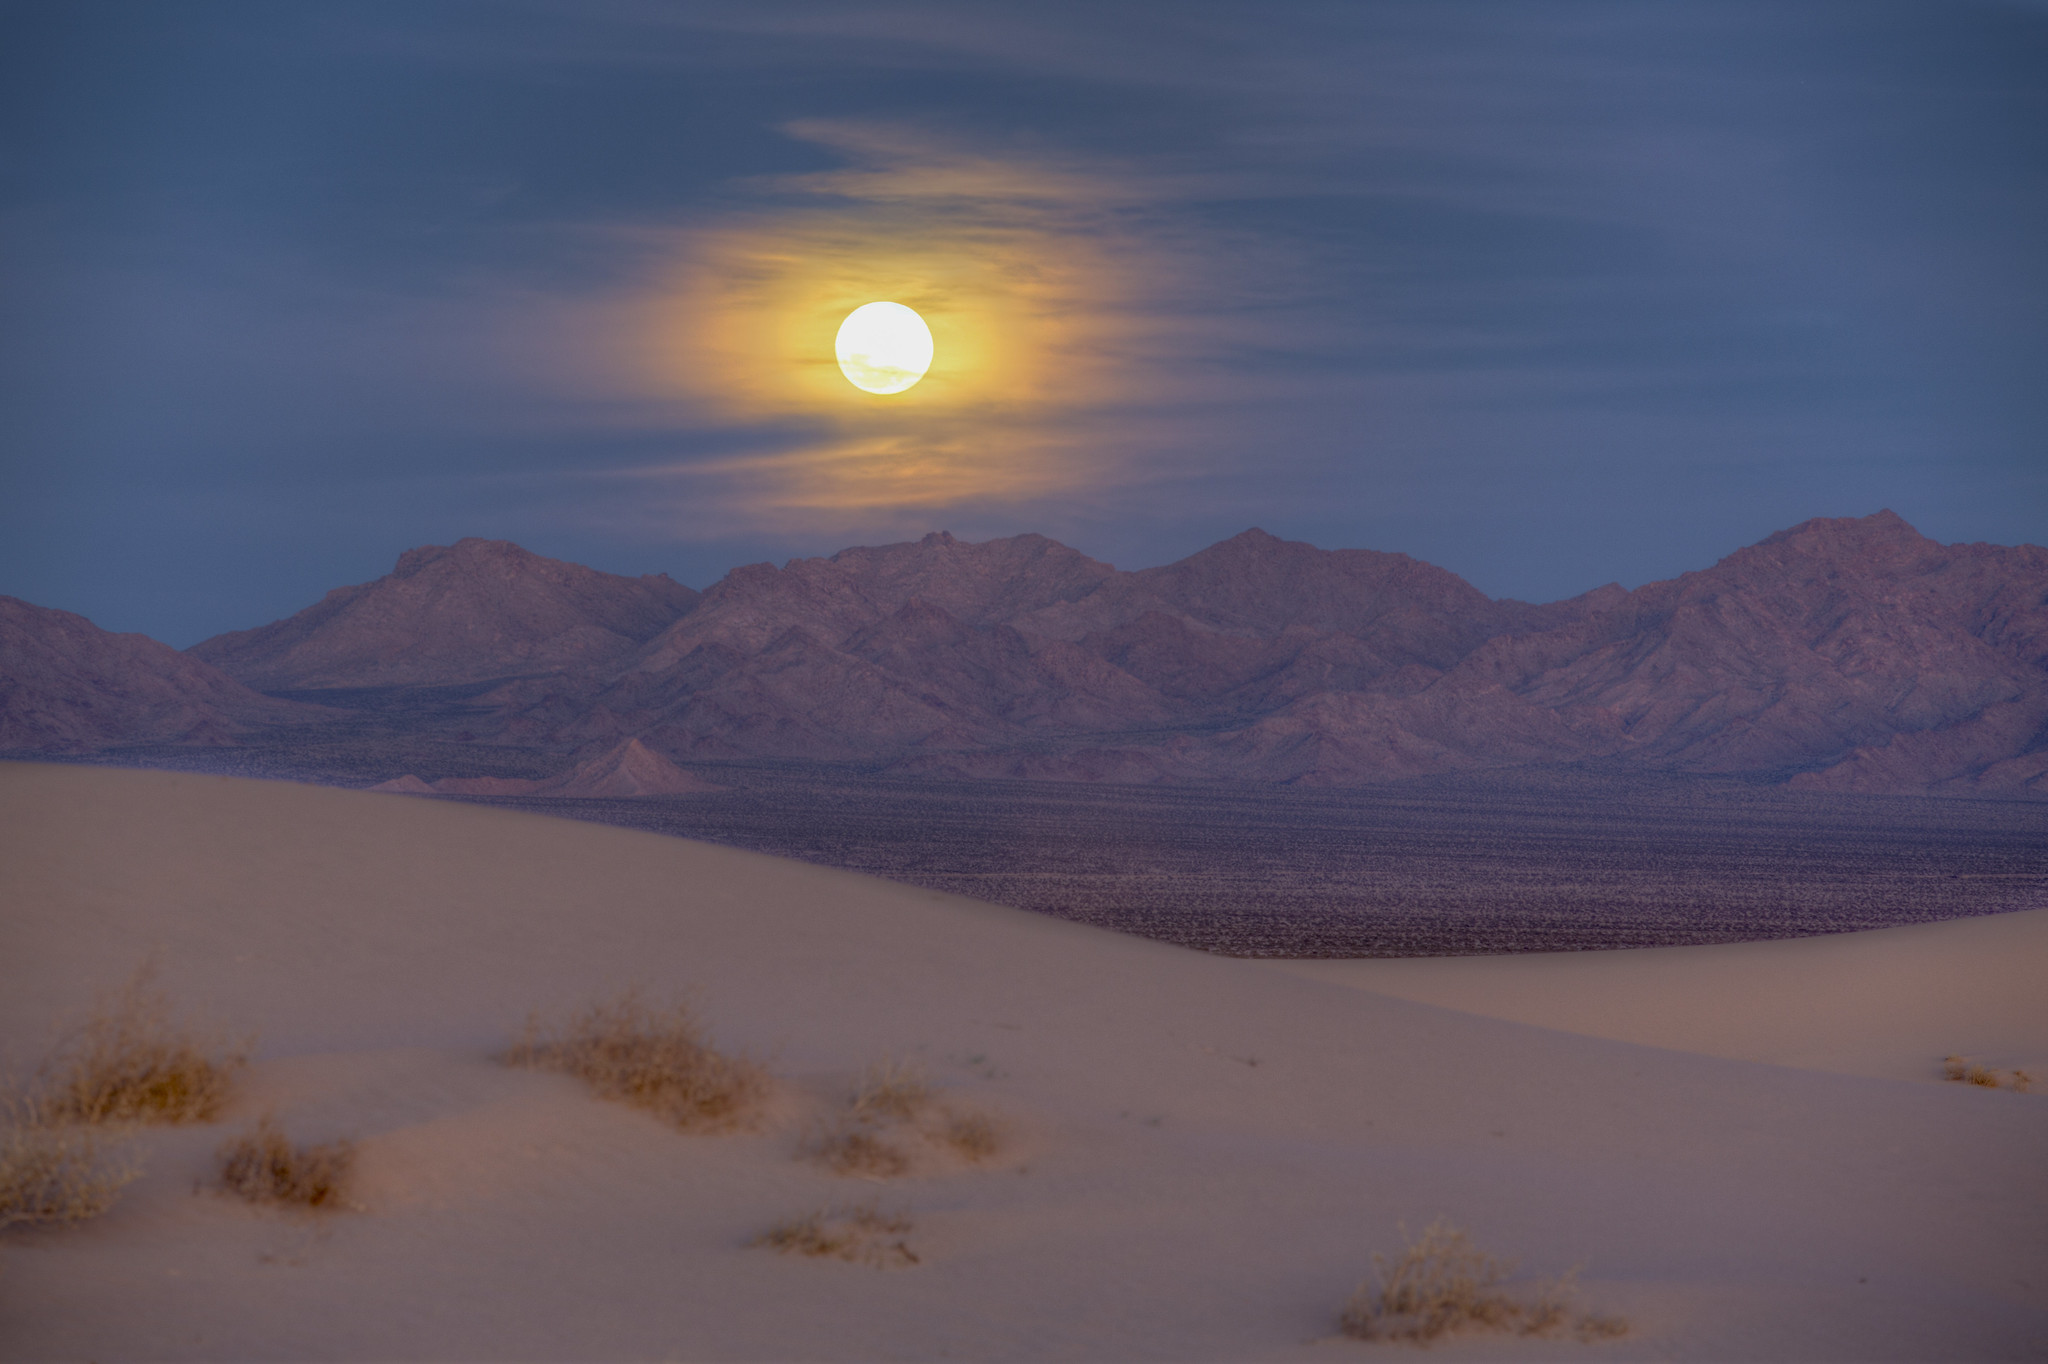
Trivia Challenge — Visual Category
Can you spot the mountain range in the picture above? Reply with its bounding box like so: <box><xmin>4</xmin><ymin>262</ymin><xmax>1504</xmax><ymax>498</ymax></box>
<box><xmin>4</xmin><ymin>512</ymin><xmax>2044</xmax><ymax>796</ymax></box>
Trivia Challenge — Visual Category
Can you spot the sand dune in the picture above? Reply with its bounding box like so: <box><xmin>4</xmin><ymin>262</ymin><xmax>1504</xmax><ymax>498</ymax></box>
<box><xmin>1267</xmin><ymin>910</ymin><xmax>2048</xmax><ymax>1084</ymax></box>
<box><xmin>2</xmin><ymin>762</ymin><xmax>2043</xmax><ymax>1360</ymax></box>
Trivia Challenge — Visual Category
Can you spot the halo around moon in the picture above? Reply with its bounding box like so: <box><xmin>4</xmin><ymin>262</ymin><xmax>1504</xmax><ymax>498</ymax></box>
<box><xmin>835</xmin><ymin>301</ymin><xmax>934</xmax><ymax>394</ymax></box>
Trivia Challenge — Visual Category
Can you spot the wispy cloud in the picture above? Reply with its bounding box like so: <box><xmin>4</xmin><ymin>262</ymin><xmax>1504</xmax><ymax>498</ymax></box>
<box><xmin>560</xmin><ymin>118</ymin><xmax>1289</xmax><ymax>529</ymax></box>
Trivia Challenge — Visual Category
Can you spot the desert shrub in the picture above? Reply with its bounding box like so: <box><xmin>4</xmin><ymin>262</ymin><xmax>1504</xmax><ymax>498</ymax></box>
<box><xmin>811</xmin><ymin>1057</ymin><xmax>1002</xmax><ymax>1176</ymax></box>
<box><xmin>1340</xmin><ymin>1222</ymin><xmax>1627</xmax><ymax>1346</ymax></box>
<box><xmin>753</xmin><ymin>1204</ymin><xmax>919</xmax><ymax>1267</ymax></box>
<box><xmin>848</xmin><ymin>1060</ymin><xmax>931</xmax><ymax>1123</ymax></box>
<box><xmin>809</xmin><ymin>1121</ymin><xmax>912</xmax><ymax>1179</ymax></box>
<box><xmin>505</xmin><ymin>989</ymin><xmax>768</xmax><ymax>1133</ymax></box>
<box><xmin>937</xmin><ymin>1109</ymin><xmax>1002</xmax><ymax>1163</ymax></box>
<box><xmin>0</xmin><ymin>1109</ymin><xmax>141</xmax><ymax>1230</ymax></box>
<box><xmin>38</xmin><ymin>967</ymin><xmax>245</xmax><ymax>1125</ymax></box>
<box><xmin>217</xmin><ymin>1117</ymin><xmax>355</xmax><ymax>1210</ymax></box>
<box><xmin>1943</xmin><ymin>1056</ymin><xmax>2033</xmax><ymax>1091</ymax></box>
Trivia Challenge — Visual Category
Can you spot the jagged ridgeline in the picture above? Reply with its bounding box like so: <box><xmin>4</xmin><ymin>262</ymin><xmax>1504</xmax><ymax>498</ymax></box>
<box><xmin>4</xmin><ymin>512</ymin><xmax>2045</xmax><ymax>797</ymax></box>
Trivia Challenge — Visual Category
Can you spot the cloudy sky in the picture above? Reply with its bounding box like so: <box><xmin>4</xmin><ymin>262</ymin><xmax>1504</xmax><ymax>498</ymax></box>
<box><xmin>4</xmin><ymin>1</ymin><xmax>2045</xmax><ymax>645</ymax></box>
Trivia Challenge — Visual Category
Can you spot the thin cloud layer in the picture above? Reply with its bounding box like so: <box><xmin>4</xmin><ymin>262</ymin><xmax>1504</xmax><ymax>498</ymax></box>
<box><xmin>606</xmin><ymin>120</ymin><xmax>1254</xmax><ymax>525</ymax></box>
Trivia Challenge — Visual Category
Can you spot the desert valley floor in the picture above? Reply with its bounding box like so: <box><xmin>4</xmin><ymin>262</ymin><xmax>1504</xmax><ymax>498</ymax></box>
<box><xmin>53</xmin><ymin>748</ymin><xmax>2048</xmax><ymax>957</ymax></box>
<box><xmin>2</xmin><ymin>761</ymin><xmax>2045</xmax><ymax>1360</ymax></box>
<box><xmin>482</xmin><ymin>767</ymin><xmax>2048</xmax><ymax>956</ymax></box>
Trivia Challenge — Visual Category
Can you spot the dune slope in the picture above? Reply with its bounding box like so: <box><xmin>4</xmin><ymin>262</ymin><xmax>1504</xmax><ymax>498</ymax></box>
<box><xmin>1267</xmin><ymin>910</ymin><xmax>2048</xmax><ymax>1083</ymax></box>
<box><xmin>1</xmin><ymin>762</ymin><xmax>2042</xmax><ymax>1361</ymax></box>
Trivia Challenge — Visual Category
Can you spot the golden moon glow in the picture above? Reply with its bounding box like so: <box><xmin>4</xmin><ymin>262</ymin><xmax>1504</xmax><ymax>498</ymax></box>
<box><xmin>834</xmin><ymin>301</ymin><xmax>933</xmax><ymax>394</ymax></box>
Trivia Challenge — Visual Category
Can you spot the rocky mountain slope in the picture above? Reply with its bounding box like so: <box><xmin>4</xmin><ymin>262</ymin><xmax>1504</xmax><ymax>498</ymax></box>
<box><xmin>0</xmin><ymin>596</ymin><xmax>331</xmax><ymax>752</ymax></box>
<box><xmin>446</xmin><ymin>513</ymin><xmax>2043</xmax><ymax>795</ymax></box>
<box><xmin>468</xmin><ymin>529</ymin><xmax>1611</xmax><ymax>763</ymax></box>
<box><xmin>1454</xmin><ymin>511</ymin><xmax>2048</xmax><ymax>786</ymax></box>
<box><xmin>6</xmin><ymin>513</ymin><xmax>2041</xmax><ymax>795</ymax></box>
<box><xmin>188</xmin><ymin>538</ymin><xmax>699</xmax><ymax>688</ymax></box>
<box><xmin>1142</xmin><ymin>511</ymin><xmax>2048</xmax><ymax>793</ymax></box>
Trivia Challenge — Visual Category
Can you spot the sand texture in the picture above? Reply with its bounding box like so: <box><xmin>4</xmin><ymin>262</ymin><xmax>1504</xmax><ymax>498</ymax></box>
<box><xmin>2</xmin><ymin>761</ymin><xmax>2043</xmax><ymax>1360</ymax></box>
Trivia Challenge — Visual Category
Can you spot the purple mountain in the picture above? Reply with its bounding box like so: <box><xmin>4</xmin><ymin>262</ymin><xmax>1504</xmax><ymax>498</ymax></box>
<box><xmin>188</xmin><ymin>538</ymin><xmax>699</xmax><ymax>688</ymax></box>
<box><xmin>9</xmin><ymin>513</ymin><xmax>2042</xmax><ymax>795</ymax></box>
<box><xmin>1</xmin><ymin>597</ymin><xmax>331</xmax><ymax>752</ymax></box>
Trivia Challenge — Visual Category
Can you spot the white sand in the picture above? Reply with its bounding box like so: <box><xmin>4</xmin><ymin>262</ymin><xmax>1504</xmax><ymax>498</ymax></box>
<box><xmin>1266</xmin><ymin>912</ymin><xmax>2048</xmax><ymax>1084</ymax></box>
<box><xmin>2</xmin><ymin>761</ymin><xmax>2043</xmax><ymax>1361</ymax></box>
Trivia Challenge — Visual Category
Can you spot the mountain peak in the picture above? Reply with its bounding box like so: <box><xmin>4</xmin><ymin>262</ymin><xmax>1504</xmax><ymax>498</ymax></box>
<box><xmin>1133</xmin><ymin>527</ymin><xmax>1502</xmax><ymax>643</ymax></box>
<box><xmin>1200</xmin><ymin>527</ymin><xmax>1292</xmax><ymax>555</ymax></box>
<box><xmin>530</xmin><ymin>737</ymin><xmax>722</xmax><ymax>797</ymax></box>
<box><xmin>1757</xmin><ymin>509</ymin><xmax>1925</xmax><ymax>551</ymax></box>
<box><xmin>191</xmin><ymin>539</ymin><xmax>700</xmax><ymax>689</ymax></box>
<box><xmin>392</xmin><ymin>537</ymin><xmax>537</xmax><ymax>578</ymax></box>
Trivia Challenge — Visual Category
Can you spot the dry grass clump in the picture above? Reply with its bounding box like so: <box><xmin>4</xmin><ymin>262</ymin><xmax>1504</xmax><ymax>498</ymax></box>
<box><xmin>505</xmin><ymin>989</ymin><xmax>769</xmax><ymax>1132</ymax></box>
<box><xmin>848</xmin><ymin>1060</ymin><xmax>932</xmax><ymax>1123</ymax></box>
<box><xmin>809</xmin><ymin>1122</ymin><xmax>912</xmax><ymax>1179</ymax></box>
<box><xmin>807</xmin><ymin>1058</ymin><xmax>1005</xmax><ymax>1177</ymax></box>
<box><xmin>938</xmin><ymin>1109</ymin><xmax>1002</xmax><ymax>1163</ymax></box>
<box><xmin>217</xmin><ymin>1117</ymin><xmax>355</xmax><ymax>1211</ymax></box>
<box><xmin>753</xmin><ymin>1204</ymin><xmax>920</xmax><ymax>1267</ymax></box>
<box><xmin>38</xmin><ymin>967</ymin><xmax>245</xmax><ymax>1125</ymax></box>
<box><xmin>0</xmin><ymin>1108</ymin><xmax>141</xmax><ymax>1230</ymax></box>
<box><xmin>1942</xmin><ymin>1056</ymin><xmax>2033</xmax><ymax>1092</ymax></box>
<box><xmin>1340</xmin><ymin>1222</ymin><xmax>1627</xmax><ymax>1346</ymax></box>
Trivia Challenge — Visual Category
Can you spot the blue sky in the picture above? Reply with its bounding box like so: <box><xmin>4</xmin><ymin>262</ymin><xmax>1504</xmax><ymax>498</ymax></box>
<box><xmin>4</xmin><ymin>1</ymin><xmax>2045</xmax><ymax>645</ymax></box>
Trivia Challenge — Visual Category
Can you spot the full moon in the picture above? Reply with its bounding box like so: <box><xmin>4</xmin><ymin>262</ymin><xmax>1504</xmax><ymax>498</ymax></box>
<box><xmin>834</xmin><ymin>301</ymin><xmax>933</xmax><ymax>395</ymax></box>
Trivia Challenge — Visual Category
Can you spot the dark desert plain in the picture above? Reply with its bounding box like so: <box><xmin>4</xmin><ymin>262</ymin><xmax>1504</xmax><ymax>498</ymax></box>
<box><xmin>4</xmin><ymin>3</ymin><xmax>2048</xmax><ymax>1361</ymax></box>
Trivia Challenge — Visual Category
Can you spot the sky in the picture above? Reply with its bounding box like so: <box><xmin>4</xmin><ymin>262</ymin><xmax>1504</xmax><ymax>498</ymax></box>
<box><xmin>3</xmin><ymin>0</ymin><xmax>2045</xmax><ymax>646</ymax></box>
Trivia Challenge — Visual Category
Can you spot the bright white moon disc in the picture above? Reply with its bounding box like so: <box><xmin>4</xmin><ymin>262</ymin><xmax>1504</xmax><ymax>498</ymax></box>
<box><xmin>835</xmin><ymin>301</ymin><xmax>933</xmax><ymax>394</ymax></box>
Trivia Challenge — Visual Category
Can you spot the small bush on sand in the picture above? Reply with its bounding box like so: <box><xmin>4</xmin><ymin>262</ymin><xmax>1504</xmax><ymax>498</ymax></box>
<box><xmin>938</xmin><ymin>1109</ymin><xmax>1002</xmax><ymax>1163</ymax></box>
<box><xmin>810</xmin><ymin>1057</ymin><xmax>1003</xmax><ymax>1176</ymax></box>
<box><xmin>1340</xmin><ymin>1222</ymin><xmax>1627</xmax><ymax>1346</ymax></box>
<box><xmin>809</xmin><ymin>1121</ymin><xmax>912</xmax><ymax>1179</ymax></box>
<box><xmin>754</xmin><ymin>1204</ymin><xmax>919</xmax><ymax>1267</ymax></box>
<box><xmin>1943</xmin><ymin>1056</ymin><xmax>2033</xmax><ymax>1092</ymax></box>
<box><xmin>848</xmin><ymin>1060</ymin><xmax>931</xmax><ymax>1123</ymax></box>
<box><xmin>217</xmin><ymin>1117</ymin><xmax>355</xmax><ymax>1210</ymax></box>
<box><xmin>505</xmin><ymin>989</ymin><xmax>769</xmax><ymax>1133</ymax></box>
<box><xmin>39</xmin><ymin>966</ymin><xmax>245</xmax><ymax>1125</ymax></box>
<box><xmin>0</xmin><ymin>1107</ymin><xmax>141</xmax><ymax>1230</ymax></box>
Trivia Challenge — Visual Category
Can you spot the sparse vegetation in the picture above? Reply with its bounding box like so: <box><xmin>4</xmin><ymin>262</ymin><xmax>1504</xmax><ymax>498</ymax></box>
<box><xmin>505</xmin><ymin>989</ymin><xmax>769</xmax><ymax>1132</ymax></box>
<box><xmin>217</xmin><ymin>1117</ymin><xmax>355</xmax><ymax>1210</ymax></box>
<box><xmin>809</xmin><ymin>1121</ymin><xmax>912</xmax><ymax>1179</ymax></box>
<box><xmin>37</xmin><ymin>966</ymin><xmax>245</xmax><ymax>1125</ymax></box>
<box><xmin>1943</xmin><ymin>1056</ymin><xmax>2033</xmax><ymax>1092</ymax></box>
<box><xmin>806</xmin><ymin>1057</ymin><xmax>1004</xmax><ymax>1177</ymax></box>
<box><xmin>753</xmin><ymin>1204</ymin><xmax>920</xmax><ymax>1267</ymax></box>
<box><xmin>848</xmin><ymin>1060</ymin><xmax>931</xmax><ymax>1123</ymax></box>
<box><xmin>0</xmin><ymin>1106</ymin><xmax>141</xmax><ymax>1230</ymax></box>
<box><xmin>938</xmin><ymin>1109</ymin><xmax>1002</xmax><ymax>1162</ymax></box>
<box><xmin>1340</xmin><ymin>1222</ymin><xmax>1627</xmax><ymax>1346</ymax></box>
